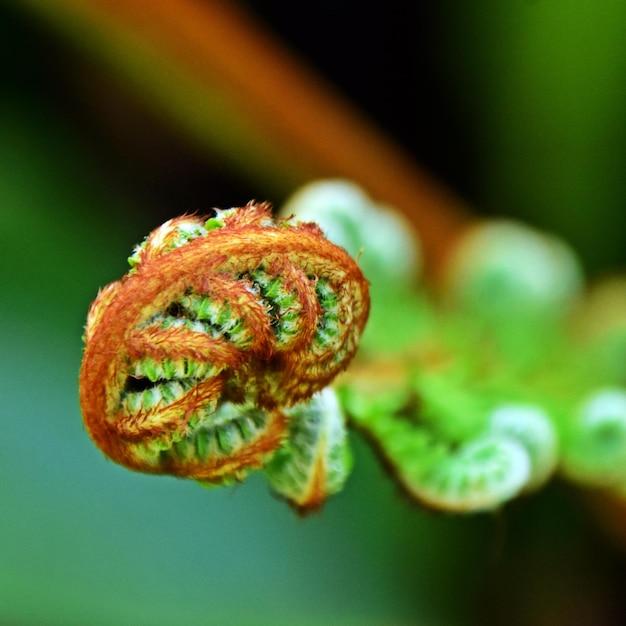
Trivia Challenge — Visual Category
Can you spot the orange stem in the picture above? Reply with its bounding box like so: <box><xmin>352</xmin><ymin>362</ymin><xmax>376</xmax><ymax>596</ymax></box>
<box><xmin>18</xmin><ymin>0</ymin><xmax>471</xmax><ymax>268</ymax></box>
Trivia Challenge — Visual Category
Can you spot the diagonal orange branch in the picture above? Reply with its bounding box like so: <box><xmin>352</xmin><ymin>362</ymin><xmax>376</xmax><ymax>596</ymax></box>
<box><xmin>17</xmin><ymin>0</ymin><xmax>470</xmax><ymax>268</ymax></box>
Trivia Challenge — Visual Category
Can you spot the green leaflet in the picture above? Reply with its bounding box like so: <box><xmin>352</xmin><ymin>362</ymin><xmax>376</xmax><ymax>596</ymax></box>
<box><xmin>135</xmin><ymin>402</ymin><xmax>269</xmax><ymax>470</ymax></box>
<box><xmin>415</xmin><ymin>436</ymin><xmax>530</xmax><ymax>513</ymax></box>
<box><xmin>488</xmin><ymin>404</ymin><xmax>558</xmax><ymax>491</ymax></box>
<box><xmin>350</xmin><ymin>405</ymin><xmax>530</xmax><ymax>513</ymax></box>
<box><xmin>342</xmin><ymin>376</ymin><xmax>561</xmax><ymax>511</ymax></box>
<box><xmin>128</xmin><ymin>219</ymin><xmax>209</xmax><ymax>269</ymax></box>
<box><xmin>248</xmin><ymin>268</ymin><xmax>302</xmax><ymax>347</ymax></box>
<box><xmin>265</xmin><ymin>388</ymin><xmax>353</xmax><ymax>510</ymax></box>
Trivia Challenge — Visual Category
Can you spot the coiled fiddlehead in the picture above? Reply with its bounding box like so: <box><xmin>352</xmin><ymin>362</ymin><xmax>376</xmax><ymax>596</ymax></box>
<box><xmin>444</xmin><ymin>219</ymin><xmax>583</xmax><ymax>321</ymax></box>
<box><xmin>343</xmin><ymin>380</ymin><xmax>557</xmax><ymax>512</ymax></box>
<box><xmin>281</xmin><ymin>180</ymin><xmax>427</xmax><ymax>357</ymax></box>
<box><xmin>80</xmin><ymin>202</ymin><xmax>369</xmax><ymax>484</ymax></box>
<box><xmin>356</xmin><ymin>413</ymin><xmax>532</xmax><ymax>513</ymax></box>
<box><xmin>281</xmin><ymin>179</ymin><xmax>421</xmax><ymax>287</ymax></box>
<box><xmin>561</xmin><ymin>389</ymin><xmax>626</xmax><ymax>488</ymax></box>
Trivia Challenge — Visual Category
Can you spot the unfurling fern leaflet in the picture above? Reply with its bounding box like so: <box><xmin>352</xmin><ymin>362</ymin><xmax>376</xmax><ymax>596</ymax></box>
<box><xmin>341</xmin><ymin>377</ymin><xmax>558</xmax><ymax>513</ymax></box>
<box><xmin>265</xmin><ymin>388</ymin><xmax>353</xmax><ymax>511</ymax></box>
<box><xmin>80</xmin><ymin>202</ymin><xmax>369</xmax><ymax>488</ymax></box>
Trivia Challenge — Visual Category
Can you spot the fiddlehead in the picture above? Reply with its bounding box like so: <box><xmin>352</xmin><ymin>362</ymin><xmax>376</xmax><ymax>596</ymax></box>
<box><xmin>444</xmin><ymin>220</ymin><xmax>583</xmax><ymax>321</ymax></box>
<box><xmin>281</xmin><ymin>180</ymin><xmax>428</xmax><ymax>357</ymax></box>
<box><xmin>561</xmin><ymin>389</ymin><xmax>626</xmax><ymax>488</ymax></box>
<box><xmin>281</xmin><ymin>179</ymin><xmax>420</xmax><ymax>287</ymax></box>
<box><xmin>80</xmin><ymin>202</ymin><xmax>369</xmax><ymax>484</ymax></box>
<box><xmin>343</xmin><ymin>382</ymin><xmax>546</xmax><ymax>512</ymax></box>
<box><xmin>348</xmin><ymin>404</ymin><xmax>531</xmax><ymax>513</ymax></box>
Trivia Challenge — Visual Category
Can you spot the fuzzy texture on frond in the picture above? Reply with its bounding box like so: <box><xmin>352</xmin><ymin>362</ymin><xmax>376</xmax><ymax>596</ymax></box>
<box><xmin>265</xmin><ymin>388</ymin><xmax>352</xmax><ymax>511</ymax></box>
<box><xmin>80</xmin><ymin>202</ymin><xmax>369</xmax><ymax>482</ymax></box>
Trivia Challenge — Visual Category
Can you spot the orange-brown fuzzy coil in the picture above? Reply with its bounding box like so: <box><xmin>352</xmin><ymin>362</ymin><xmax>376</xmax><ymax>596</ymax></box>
<box><xmin>80</xmin><ymin>202</ymin><xmax>370</xmax><ymax>481</ymax></box>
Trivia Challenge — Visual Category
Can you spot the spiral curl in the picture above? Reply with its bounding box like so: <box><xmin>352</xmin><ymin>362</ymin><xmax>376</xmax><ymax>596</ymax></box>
<box><xmin>561</xmin><ymin>388</ymin><xmax>626</xmax><ymax>487</ymax></box>
<box><xmin>346</xmin><ymin>397</ymin><xmax>531</xmax><ymax>513</ymax></box>
<box><xmin>80</xmin><ymin>202</ymin><xmax>369</xmax><ymax>482</ymax></box>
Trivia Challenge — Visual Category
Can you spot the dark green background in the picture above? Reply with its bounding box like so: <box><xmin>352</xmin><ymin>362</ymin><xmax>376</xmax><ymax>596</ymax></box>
<box><xmin>1</xmin><ymin>2</ymin><xmax>625</xmax><ymax>624</ymax></box>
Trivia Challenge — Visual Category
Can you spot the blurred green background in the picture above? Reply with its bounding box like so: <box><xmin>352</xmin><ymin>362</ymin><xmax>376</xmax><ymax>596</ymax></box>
<box><xmin>1</xmin><ymin>1</ymin><xmax>625</xmax><ymax>625</ymax></box>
